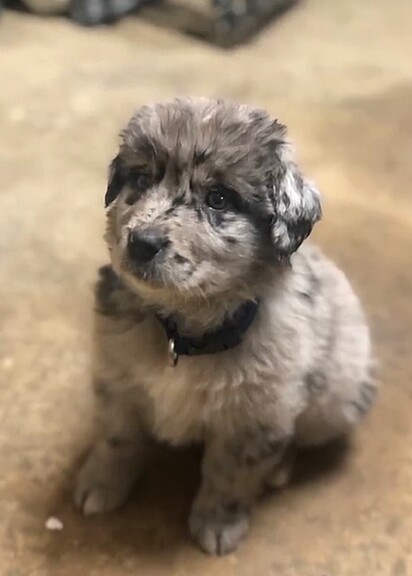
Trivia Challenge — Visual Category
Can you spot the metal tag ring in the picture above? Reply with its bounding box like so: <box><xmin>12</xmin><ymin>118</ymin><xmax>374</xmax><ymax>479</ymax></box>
<box><xmin>168</xmin><ymin>338</ymin><xmax>178</xmax><ymax>367</ymax></box>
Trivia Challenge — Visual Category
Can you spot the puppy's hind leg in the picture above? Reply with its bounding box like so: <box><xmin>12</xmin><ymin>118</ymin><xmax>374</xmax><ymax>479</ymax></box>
<box><xmin>295</xmin><ymin>371</ymin><xmax>378</xmax><ymax>447</ymax></box>
<box><xmin>74</xmin><ymin>380</ymin><xmax>151</xmax><ymax>516</ymax></box>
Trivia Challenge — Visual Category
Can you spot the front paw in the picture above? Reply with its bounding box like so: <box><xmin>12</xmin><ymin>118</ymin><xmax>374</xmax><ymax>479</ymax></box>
<box><xmin>74</xmin><ymin>442</ymin><xmax>138</xmax><ymax>516</ymax></box>
<box><xmin>189</xmin><ymin>502</ymin><xmax>250</xmax><ymax>555</ymax></box>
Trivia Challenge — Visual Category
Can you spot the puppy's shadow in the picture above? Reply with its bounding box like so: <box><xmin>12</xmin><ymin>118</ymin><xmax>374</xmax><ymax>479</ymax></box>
<box><xmin>44</xmin><ymin>444</ymin><xmax>202</xmax><ymax>568</ymax></box>
<box><xmin>44</xmin><ymin>439</ymin><xmax>348</xmax><ymax>566</ymax></box>
<box><xmin>292</xmin><ymin>438</ymin><xmax>351</xmax><ymax>487</ymax></box>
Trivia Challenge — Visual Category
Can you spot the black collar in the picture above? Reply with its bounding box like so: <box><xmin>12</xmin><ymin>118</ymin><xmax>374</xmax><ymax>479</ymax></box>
<box><xmin>157</xmin><ymin>300</ymin><xmax>259</xmax><ymax>366</ymax></box>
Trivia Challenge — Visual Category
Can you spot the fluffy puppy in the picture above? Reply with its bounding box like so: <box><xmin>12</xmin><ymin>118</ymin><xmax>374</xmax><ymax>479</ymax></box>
<box><xmin>74</xmin><ymin>98</ymin><xmax>376</xmax><ymax>555</ymax></box>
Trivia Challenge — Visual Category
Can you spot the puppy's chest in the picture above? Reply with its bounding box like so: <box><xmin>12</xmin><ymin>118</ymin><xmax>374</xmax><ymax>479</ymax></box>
<box><xmin>140</xmin><ymin>364</ymin><xmax>220</xmax><ymax>445</ymax></box>
<box><xmin>123</xmin><ymin>320</ymin><xmax>254</xmax><ymax>445</ymax></box>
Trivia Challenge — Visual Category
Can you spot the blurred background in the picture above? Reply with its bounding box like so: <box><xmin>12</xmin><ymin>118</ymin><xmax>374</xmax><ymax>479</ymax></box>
<box><xmin>0</xmin><ymin>1</ymin><xmax>411</xmax><ymax>575</ymax></box>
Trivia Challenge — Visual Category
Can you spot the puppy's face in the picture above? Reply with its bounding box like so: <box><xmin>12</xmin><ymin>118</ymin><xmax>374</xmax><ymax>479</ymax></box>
<box><xmin>104</xmin><ymin>98</ymin><xmax>321</xmax><ymax>300</ymax></box>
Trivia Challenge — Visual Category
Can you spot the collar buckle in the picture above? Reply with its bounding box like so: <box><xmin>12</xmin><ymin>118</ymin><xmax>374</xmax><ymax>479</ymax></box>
<box><xmin>168</xmin><ymin>338</ymin><xmax>178</xmax><ymax>367</ymax></box>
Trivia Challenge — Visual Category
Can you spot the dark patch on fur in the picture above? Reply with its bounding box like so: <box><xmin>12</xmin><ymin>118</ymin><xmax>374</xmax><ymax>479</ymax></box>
<box><xmin>348</xmin><ymin>380</ymin><xmax>377</xmax><ymax>418</ymax></box>
<box><xmin>125</xmin><ymin>190</ymin><xmax>140</xmax><ymax>205</ymax></box>
<box><xmin>95</xmin><ymin>265</ymin><xmax>124</xmax><ymax>315</ymax></box>
<box><xmin>222</xmin><ymin>500</ymin><xmax>247</xmax><ymax>517</ymax></box>
<box><xmin>173</xmin><ymin>253</ymin><xmax>190</xmax><ymax>265</ymax></box>
<box><xmin>95</xmin><ymin>265</ymin><xmax>145</xmax><ymax>321</ymax></box>
<box><xmin>231</xmin><ymin>427</ymin><xmax>290</xmax><ymax>467</ymax></box>
<box><xmin>349</xmin><ymin>400</ymin><xmax>370</xmax><ymax>417</ymax></box>
<box><xmin>193</xmin><ymin>148</ymin><xmax>210</xmax><ymax>165</ymax></box>
<box><xmin>207</xmin><ymin>209</ymin><xmax>240</xmax><ymax>231</ymax></box>
<box><xmin>306</xmin><ymin>372</ymin><xmax>327</xmax><ymax>394</ymax></box>
<box><xmin>171</xmin><ymin>195</ymin><xmax>186</xmax><ymax>209</ymax></box>
<box><xmin>163</xmin><ymin>206</ymin><xmax>175</xmax><ymax>218</ymax></box>
<box><xmin>210</xmin><ymin>209</ymin><xmax>225</xmax><ymax>227</ymax></box>
<box><xmin>280</xmin><ymin>191</ymin><xmax>290</xmax><ymax>208</ymax></box>
<box><xmin>105</xmin><ymin>156</ymin><xmax>125</xmax><ymax>207</ymax></box>
<box><xmin>359</xmin><ymin>380</ymin><xmax>377</xmax><ymax>409</ymax></box>
<box><xmin>296</xmin><ymin>258</ymin><xmax>319</xmax><ymax>303</ymax></box>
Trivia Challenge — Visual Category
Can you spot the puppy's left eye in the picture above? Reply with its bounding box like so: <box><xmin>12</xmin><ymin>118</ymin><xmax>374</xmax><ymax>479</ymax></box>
<box><xmin>206</xmin><ymin>187</ymin><xmax>230</xmax><ymax>211</ymax></box>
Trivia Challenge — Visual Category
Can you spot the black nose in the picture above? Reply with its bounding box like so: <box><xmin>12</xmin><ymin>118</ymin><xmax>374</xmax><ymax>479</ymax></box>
<box><xmin>127</xmin><ymin>230</ymin><xmax>167</xmax><ymax>264</ymax></box>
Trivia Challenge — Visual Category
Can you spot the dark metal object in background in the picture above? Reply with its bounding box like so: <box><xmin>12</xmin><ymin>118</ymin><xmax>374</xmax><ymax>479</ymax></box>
<box><xmin>2</xmin><ymin>0</ymin><xmax>297</xmax><ymax>48</ymax></box>
<box><xmin>141</xmin><ymin>0</ymin><xmax>298</xmax><ymax>47</ymax></box>
<box><xmin>214</xmin><ymin>0</ymin><xmax>298</xmax><ymax>47</ymax></box>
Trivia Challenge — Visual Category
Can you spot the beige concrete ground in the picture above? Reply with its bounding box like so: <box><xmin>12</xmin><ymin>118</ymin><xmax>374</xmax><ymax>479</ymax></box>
<box><xmin>1</xmin><ymin>0</ymin><xmax>412</xmax><ymax>574</ymax></box>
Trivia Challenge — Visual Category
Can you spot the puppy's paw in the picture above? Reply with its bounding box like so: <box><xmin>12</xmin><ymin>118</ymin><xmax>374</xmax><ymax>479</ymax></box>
<box><xmin>74</xmin><ymin>442</ymin><xmax>138</xmax><ymax>515</ymax></box>
<box><xmin>189</xmin><ymin>503</ymin><xmax>250</xmax><ymax>555</ymax></box>
<box><xmin>265</xmin><ymin>446</ymin><xmax>295</xmax><ymax>491</ymax></box>
<box><xmin>74</xmin><ymin>481</ymin><xmax>129</xmax><ymax>516</ymax></box>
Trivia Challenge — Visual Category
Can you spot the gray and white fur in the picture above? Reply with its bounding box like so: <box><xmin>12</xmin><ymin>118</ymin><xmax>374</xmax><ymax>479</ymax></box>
<box><xmin>74</xmin><ymin>98</ymin><xmax>377</xmax><ymax>555</ymax></box>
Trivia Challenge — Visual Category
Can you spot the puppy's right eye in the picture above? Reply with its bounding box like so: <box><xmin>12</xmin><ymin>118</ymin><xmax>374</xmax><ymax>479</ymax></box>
<box><xmin>126</xmin><ymin>173</ymin><xmax>151</xmax><ymax>205</ymax></box>
<box><xmin>133</xmin><ymin>173</ymin><xmax>151</xmax><ymax>192</ymax></box>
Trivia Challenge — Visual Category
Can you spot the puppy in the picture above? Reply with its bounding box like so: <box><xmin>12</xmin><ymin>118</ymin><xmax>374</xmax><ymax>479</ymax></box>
<box><xmin>75</xmin><ymin>98</ymin><xmax>376</xmax><ymax>555</ymax></box>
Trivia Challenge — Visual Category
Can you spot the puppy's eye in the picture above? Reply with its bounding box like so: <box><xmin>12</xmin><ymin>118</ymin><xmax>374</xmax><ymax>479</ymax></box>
<box><xmin>126</xmin><ymin>172</ymin><xmax>151</xmax><ymax>205</ymax></box>
<box><xmin>133</xmin><ymin>173</ymin><xmax>151</xmax><ymax>191</ymax></box>
<box><xmin>206</xmin><ymin>187</ymin><xmax>230</xmax><ymax>211</ymax></box>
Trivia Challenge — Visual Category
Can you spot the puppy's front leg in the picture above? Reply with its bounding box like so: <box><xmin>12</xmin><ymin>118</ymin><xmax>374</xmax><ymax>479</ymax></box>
<box><xmin>74</xmin><ymin>381</ymin><xmax>151</xmax><ymax>516</ymax></box>
<box><xmin>189</xmin><ymin>427</ymin><xmax>290</xmax><ymax>555</ymax></box>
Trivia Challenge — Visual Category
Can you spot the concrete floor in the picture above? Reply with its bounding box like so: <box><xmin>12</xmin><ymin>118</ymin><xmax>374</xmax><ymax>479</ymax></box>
<box><xmin>1</xmin><ymin>0</ymin><xmax>412</xmax><ymax>574</ymax></box>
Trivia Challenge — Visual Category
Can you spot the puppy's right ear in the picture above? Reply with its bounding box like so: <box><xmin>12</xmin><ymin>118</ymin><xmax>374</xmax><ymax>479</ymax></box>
<box><xmin>105</xmin><ymin>155</ymin><xmax>124</xmax><ymax>208</ymax></box>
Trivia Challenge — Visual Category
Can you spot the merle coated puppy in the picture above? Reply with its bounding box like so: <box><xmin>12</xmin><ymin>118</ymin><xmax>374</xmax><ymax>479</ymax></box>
<box><xmin>74</xmin><ymin>98</ymin><xmax>377</xmax><ymax>555</ymax></box>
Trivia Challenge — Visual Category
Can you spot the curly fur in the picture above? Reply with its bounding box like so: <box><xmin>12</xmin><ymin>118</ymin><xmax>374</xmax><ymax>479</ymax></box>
<box><xmin>74</xmin><ymin>98</ymin><xmax>376</xmax><ymax>556</ymax></box>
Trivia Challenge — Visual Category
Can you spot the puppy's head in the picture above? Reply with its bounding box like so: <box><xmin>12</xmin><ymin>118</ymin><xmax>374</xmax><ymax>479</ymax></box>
<box><xmin>104</xmin><ymin>98</ymin><xmax>321</xmax><ymax>300</ymax></box>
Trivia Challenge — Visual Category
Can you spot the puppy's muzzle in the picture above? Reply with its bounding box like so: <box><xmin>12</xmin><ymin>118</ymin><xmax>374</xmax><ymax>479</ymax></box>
<box><xmin>127</xmin><ymin>229</ymin><xmax>168</xmax><ymax>265</ymax></box>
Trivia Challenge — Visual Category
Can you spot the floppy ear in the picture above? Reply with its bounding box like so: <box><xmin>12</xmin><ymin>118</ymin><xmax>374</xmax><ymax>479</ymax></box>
<box><xmin>270</xmin><ymin>164</ymin><xmax>322</xmax><ymax>258</ymax></box>
<box><xmin>105</xmin><ymin>155</ymin><xmax>124</xmax><ymax>208</ymax></box>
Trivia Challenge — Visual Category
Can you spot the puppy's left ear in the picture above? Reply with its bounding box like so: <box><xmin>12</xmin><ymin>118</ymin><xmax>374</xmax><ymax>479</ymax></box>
<box><xmin>270</xmin><ymin>163</ymin><xmax>322</xmax><ymax>258</ymax></box>
<box><xmin>105</xmin><ymin>155</ymin><xmax>124</xmax><ymax>208</ymax></box>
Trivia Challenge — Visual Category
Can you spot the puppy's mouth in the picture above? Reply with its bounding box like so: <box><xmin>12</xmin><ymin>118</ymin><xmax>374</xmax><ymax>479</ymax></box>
<box><xmin>122</xmin><ymin>229</ymin><xmax>168</xmax><ymax>284</ymax></box>
<box><xmin>122</xmin><ymin>250</ymin><xmax>196</xmax><ymax>294</ymax></box>
<box><xmin>128</xmin><ymin>262</ymin><xmax>165</xmax><ymax>288</ymax></box>
<box><xmin>123</xmin><ymin>252</ymin><xmax>168</xmax><ymax>288</ymax></box>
